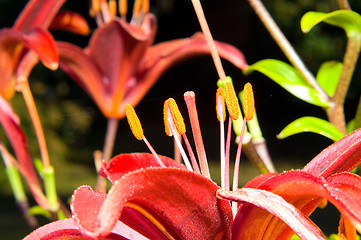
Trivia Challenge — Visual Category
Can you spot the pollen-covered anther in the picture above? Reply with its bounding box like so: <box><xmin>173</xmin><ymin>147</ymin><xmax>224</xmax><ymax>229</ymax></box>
<box><xmin>108</xmin><ymin>0</ymin><xmax>117</xmax><ymax>17</ymax></box>
<box><xmin>125</xmin><ymin>104</ymin><xmax>144</xmax><ymax>140</ymax></box>
<box><xmin>163</xmin><ymin>100</ymin><xmax>172</xmax><ymax>136</ymax></box>
<box><xmin>224</xmin><ymin>82</ymin><xmax>240</xmax><ymax>120</ymax></box>
<box><xmin>164</xmin><ymin>98</ymin><xmax>186</xmax><ymax>135</ymax></box>
<box><xmin>216</xmin><ymin>88</ymin><xmax>226</xmax><ymax>122</ymax></box>
<box><xmin>243</xmin><ymin>82</ymin><xmax>255</xmax><ymax>121</ymax></box>
<box><xmin>91</xmin><ymin>0</ymin><xmax>101</xmax><ymax>13</ymax></box>
<box><xmin>118</xmin><ymin>0</ymin><xmax>127</xmax><ymax>17</ymax></box>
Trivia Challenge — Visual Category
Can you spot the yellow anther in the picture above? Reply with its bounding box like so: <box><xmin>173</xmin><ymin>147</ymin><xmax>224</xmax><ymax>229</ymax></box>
<box><xmin>216</xmin><ymin>88</ymin><xmax>226</xmax><ymax>122</ymax></box>
<box><xmin>224</xmin><ymin>82</ymin><xmax>240</xmax><ymax>120</ymax></box>
<box><xmin>91</xmin><ymin>0</ymin><xmax>101</xmax><ymax>13</ymax></box>
<box><xmin>142</xmin><ymin>0</ymin><xmax>149</xmax><ymax>14</ymax></box>
<box><xmin>118</xmin><ymin>0</ymin><xmax>127</xmax><ymax>17</ymax></box>
<box><xmin>163</xmin><ymin>98</ymin><xmax>186</xmax><ymax>136</ymax></box>
<box><xmin>108</xmin><ymin>0</ymin><xmax>117</xmax><ymax>17</ymax></box>
<box><xmin>133</xmin><ymin>0</ymin><xmax>142</xmax><ymax>18</ymax></box>
<box><xmin>243</xmin><ymin>83</ymin><xmax>255</xmax><ymax>121</ymax></box>
<box><xmin>163</xmin><ymin>100</ymin><xmax>172</xmax><ymax>137</ymax></box>
<box><xmin>125</xmin><ymin>104</ymin><xmax>144</xmax><ymax>140</ymax></box>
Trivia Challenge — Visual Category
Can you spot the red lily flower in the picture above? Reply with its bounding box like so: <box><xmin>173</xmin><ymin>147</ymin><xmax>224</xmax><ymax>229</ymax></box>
<box><xmin>0</xmin><ymin>0</ymin><xmax>65</xmax><ymax>99</ymax></box>
<box><xmin>56</xmin><ymin>12</ymin><xmax>247</xmax><ymax>118</ymax></box>
<box><xmin>0</xmin><ymin>0</ymin><xmax>90</xmax><ymax>100</ymax></box>
<box><xmin>23</xmin><ymin>91</ymin><xmax>361</xmax><ymax>239</ymax></box>
<box><xmin>0</xmin><ymin>0</ymin><xmax>90</xmax><ymax>212</ymax></box>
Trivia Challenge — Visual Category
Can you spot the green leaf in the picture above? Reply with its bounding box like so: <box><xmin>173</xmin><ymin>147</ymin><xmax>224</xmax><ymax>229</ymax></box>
<box><xmin>346</xmin><ymin>119</ymin><xmax>355</xmax><ymax>134</ymax></box>
<box><xmin>244</xmin><ymin>59</ymin><xmax>330</xmax><ymax>107</ymax></box>
<box><xmin>301</xmin><ymin>10</ymin><xmax>361</xmax><ymax>39</ymax></box>
<box><xmin>316</xmin><ymin>61</ymin><xmax>342</xmax><ymax>97</ymax></box>
<box><xmin>277</xmin><ymin>116</ymin><xmax>344</xmax><ymax>141</ymax></box>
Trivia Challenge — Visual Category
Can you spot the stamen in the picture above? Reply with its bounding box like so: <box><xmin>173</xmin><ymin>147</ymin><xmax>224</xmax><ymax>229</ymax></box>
<box><xmin>168</xmin><ymin>100</ymin><xmax>201</xmax><ymax>173</ymax></box>
<box><xmin>91</xmin><ymin>0</ymin><xmax>101</xmax><ymax>14</ymax></box>
<box><xmin>243</xmin><ymin>83</ymin><xmax>255</xmax><ymax>121</ymax></box>
<box><xmin>231</xmin><ymin>84</ymin><xmax>255</xmax><ymax>215</ymax></box>
<box><xmin>108</xmin><ymin>0</ymin><xmax>117</xmax><ymax>18</ymax></box>
<box><xmin>142</xmin><ymin>0</ymin><xmax>149</xmax><ymax>14</ymax></box>
<box><xmin>125</xmin><ymin>104</ymin><xmax>143</xmax><ymax>140</ymax></box>
<box><xmin>164</xmin><ymin>99</ymin><xmax>193</xmax><ymax>172</ymax></box>
<box><xmin>163</xmin><ymin>100</ymin><xmax>172</xmax><ymax>137</ymax></box>
<box><xmin>216</xmin><ymin>88</ymin><xmax>226</xmax><ymax>122</ymax></box>
<box><xmin>216</xmin><ymin>88</ymin><xmax>228</xmax><ymax>190</ymax></box>
<box><xmin>125</xmin><ymin>104</ymin><xmax>165</xmax><ymax>167</ymax></box>
<box><xmin>131</xmin><ymin>0</ymin><xmax>142</xmax><ymax>24</ymax></box>
<box><xmin>224</xmin><ymin>81</ymin><xmax>240</xmax><ymax>120</ymax></box>
<box><xmin>232</xmin><ymin>117</ymin><xmax>247</xmax><ymax>215</ymax></box>
<box><xmin>166</xmin><ymin>98</ymin><xmax>186</xmax><ymax>135</ymax></box>
<box><xmin>118</xmin><ymin>0</ymin><xmax>127</xmax><ymax>20</ymax></box>
<box><xmin>184</xmin><ymin>92</ymin><xmax>211</xmax><ymax>179</ymax></box>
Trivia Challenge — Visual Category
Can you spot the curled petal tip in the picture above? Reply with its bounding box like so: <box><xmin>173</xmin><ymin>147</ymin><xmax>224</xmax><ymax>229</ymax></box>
<box><xmin>47</xmin><ymin>62</ymin><xmax>59</xmax><ymax>71</ymax></box>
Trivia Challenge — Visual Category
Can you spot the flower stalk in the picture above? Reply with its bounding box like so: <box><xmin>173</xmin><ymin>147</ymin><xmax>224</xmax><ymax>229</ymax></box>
<box><xmin>329</xmin><ymin>37</ymin><xmax>361</xmax><ymax>134</ymax></box>
<box><xmin>247</xmin><ymin>0</ymin><xmax>328</xmax><ymax>100</ymax></box>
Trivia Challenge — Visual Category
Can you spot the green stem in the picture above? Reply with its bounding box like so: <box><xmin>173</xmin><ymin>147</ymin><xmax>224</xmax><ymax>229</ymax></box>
<box><xmin>3</xmin><ymin>154</ymin><xmax>38</xmax><ymax>228</ymax></box>
<box><xmin>247</xmin><ymin>0</ymin><xmax>328</xmax><ymax>100</ymax></box>
<box><xmin>43</xmin><ymin>166</ymin><xmax>59</xmax><ymax>212</ymax></box>
<box><xmin>329</xmin><ymin>37</ymin><xmax>361</xmax><ymax>134</ymax></box>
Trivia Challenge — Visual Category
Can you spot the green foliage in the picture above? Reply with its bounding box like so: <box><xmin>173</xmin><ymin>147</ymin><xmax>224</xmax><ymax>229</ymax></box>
<box><xmin>277</xmin><ymin>116</ymin><xmax>344</xmax><ymax>141</ymax></box>
<box><xmin>316</xmin><ymin>61</ymin><xmax>343</xmax><ymax>97</ymax></box>
<box><xmin>301</xmin><ymin>10</ymin><xmax>361</xmax><ymax>39</ymax></box>
<box><xmin>244</xmin><ymin>59</ymin><xmax>330</xmax><ymax>107</ymax></box>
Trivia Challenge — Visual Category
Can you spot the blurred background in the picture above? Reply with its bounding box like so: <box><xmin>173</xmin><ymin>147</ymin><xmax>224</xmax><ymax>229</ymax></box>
<box><xmin>1</xmin><ymin>0</ymin><xmax>361</xmax><ymax>238</ymax></box>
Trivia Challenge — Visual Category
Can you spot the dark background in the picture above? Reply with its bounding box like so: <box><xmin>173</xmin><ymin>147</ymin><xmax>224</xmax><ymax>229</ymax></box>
<box><xmin>1</xmin><ymin>0</ymin><xmax>361</xmax><ymax>238</ymax></box>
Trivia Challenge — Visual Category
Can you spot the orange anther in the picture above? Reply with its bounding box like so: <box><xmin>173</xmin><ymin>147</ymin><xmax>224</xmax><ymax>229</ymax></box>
<box><xmin>133</xmin><ymin>0</ymin><xmax>142</xmax><ymax>18</ymax></box>
<box><xmin>142</xmin><ymin>0</ymin><xmax>149</xmax><ymax>14</ymax></box>
<box><xmin>118</xmin><ymin>0</ymin><xmax>127</xmax><ymax>17</ymax></box>
<box><xmin>91</xmin><ymin>0</ymin><xmax>101</xmax><ymax>13</ymax></box>
<box><xmin>108</xmin><ymin>0</ymin><xmax>117</xmax><ymax>17</ymax></box>
<box><xmin>164</xmin><ymin>98</ymin><xmax>186</xmax><ymax>136</ymax></box>
<box><xmin>125</xmin><ymin>104</ymin><xmax>143</xmax><ymax>140</ymax></box>
<box><xmin>224</xmin><ymin>82</ymin><xmax>240</xmax><ymax>120</ymax></box>
<box><xmin>163</xmin><ymin>100</ymin><xmax>172</xmax><ymax>137</ymax></box>
<box><xmin>243</xmin><ymin>83</ymin><xmax>255</xmax><ymax>121</ymax></box>
<box><xmin>216</xmin><ymin>88</ymin><xmax>226</xmax><ymax>122</ymax></box>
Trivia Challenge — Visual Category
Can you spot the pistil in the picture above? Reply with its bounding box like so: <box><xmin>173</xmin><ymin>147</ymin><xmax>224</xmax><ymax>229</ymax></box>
<box><xmin>184</xmin><ymin>92</ymin><xmax>210</xmax><ymax>178</ymax></box>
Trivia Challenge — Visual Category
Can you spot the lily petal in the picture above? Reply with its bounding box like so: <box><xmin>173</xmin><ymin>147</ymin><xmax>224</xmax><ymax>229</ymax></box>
<box><xmin>23</xmin><ymin>28</ymin><xmax>58</xmax><ymax>70</ymax></box>
<box><xmin>86</xmin><ymin>14</ymin><xmax>157</xmax><ymax>100</ymax></box>
<box><xmin>119</xmin><ymin>33</ymin><xmax>248</xmax><ymax>117</ymax></box>
<box><xmin>57</xmin><ymin>41</ymin><xmax>110</xmax><ymax>116</ymax></box>
<box><xmin>23</xmin><ymin>218</ymin><xmax>142</xmax><ymax>240</ymax></box>
<box><xmin>13</xmin><ymin>0</ymin><xmax>66</xmax><ymax>33</ymax></box>
<box><xmin>49</xmin><ymin>10</ymin><xmax>90</xmax><ymax>36</ymax></box>
<box><xmin>100</xmin><ymin>153</ymin><xmax>185</xmax><ymax>183</ymax></box>
<box><xmin>229</xmin><ymin>170</ymin><xmax>361</xmax><ymax>240</ymax></box>
<box><xmin>217</xmin><ymin>188</ymin><xmax>325</xmax><ymax>240</ymax></box>
<box><xmin>71</xmin><ymin>168</ymin><xmax>232</xmax><ymax>239</ymax></box>
<box><xmin>303</xmin><ymin>128</ymin><xmax>361</xmax><ymax>178</ymax></box>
